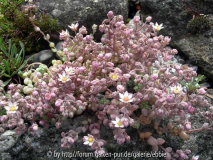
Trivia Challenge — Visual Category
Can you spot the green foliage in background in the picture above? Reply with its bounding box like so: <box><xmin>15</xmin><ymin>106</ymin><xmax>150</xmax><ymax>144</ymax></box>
<box><xmin>182</xmin><ymin>0</ymin><xmax>210</xmax><ymax>34</ymax></box>
<box><xmin>180</xmin><ymin>74</ymin><xmax>206</xmax><ymax>93</ymax></box>
<box><xmin>187</xmin><ymin>15</ymin><xmax>210</xmax><ymax>34</ymax></box>
<box><xmin>0</xmin><ymin>0</ymin><xmax>61</xmax><ymax>53</ymax></box>
<box><xmin>0</xmin><ymin>38</ymin><xmax>28</xmax><ymax>86</ymax></box>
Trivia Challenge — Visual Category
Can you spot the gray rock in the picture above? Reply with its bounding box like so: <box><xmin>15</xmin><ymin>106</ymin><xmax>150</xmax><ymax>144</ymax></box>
<box><xmin>34</xmin><ymin>0</ymin><xmax>129</xmax><ymax>40</ymax></box>
<box><xmin>139</xmin><ymin>0</ymin><xmax>213</xmax><ymax>80</ymax></box>
<box><xmin>0</xmin><ymin>152</ymin><xmax>12</xmax><ymax>160</ymax></box>
<box><xmin>32</xmin><ymin>50</ymin><xmax>54</xmax><ymax>65</ymax></box>
<box><xmin>140</xmin><ymin>0</ymin><xmax>213</xmax><ymax>40</ymax></box>
<box><xmin>0</xmin><ymin>131</ymin><xmax>19</xmax><ymax>152</ymax></box>
<box><xmin>1</xmin><ymin>110</ymin><xmax>213</xmax><ymax>160</ymax></box>
<box><xmin>55</xmin><ymin>41</ymin><xmax>63</xmax><ymax>51</ymax></box>
<box><xmin>171</xmin><ymin>22</ymin><xmax>213</xmax><ymax>80</ymax></box>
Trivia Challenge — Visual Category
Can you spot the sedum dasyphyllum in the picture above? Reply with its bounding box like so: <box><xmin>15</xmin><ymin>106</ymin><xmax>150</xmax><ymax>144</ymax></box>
<box><xmin>0</xmin><ymin>10</ymin><xmax>212</xmax><ymax>159</ymax></box>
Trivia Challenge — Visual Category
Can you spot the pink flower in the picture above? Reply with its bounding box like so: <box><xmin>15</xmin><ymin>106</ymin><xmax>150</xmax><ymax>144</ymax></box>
<box><xmin>151</xmin><ymin>74</ymin><xmax>158</xmax><ymax>80</ymax></box>
<box><xmin>146</xmin><ymin>16</ymin><xmax>152</xmax><ymax>22</ymax></box>
<box><xmin>166</xmin><ymin>95</ymin><xmax>174</xmax><ymax>102</ymax></box>
<box><xmin>117</xmin><ymin>85</ymin><xmax>125</xmax><ymax>92</ymax></box>
<box><xmin>45</xmin><ymin>93</ymin><xmax>51</xmax><ymax>100</ymax></box>
<box><xmin>92</xmin><ymin>61</ymin><xmax>99</xmax><ymax>70</ymax></box>
<box><xmin>32</xmin><ymin>91</ymin><xmax>38</xmax><ymax>96</ymax></box>
<box><xmin>197</xmin><ymin>88</ymin><xmax>206</xmax><ymax>95</ymax></box>
<box><xmin>59</xmin><ymin>30</ymin><xmax>70</xmax><ymax>40</ymax></box>
<box><xmin>32</xmin><ymin>123</ymin><xmax>38</xmax><ymax>131</ymax></box>
<box><xmin>107</xmin><ymin>11</ymin><xmax>114</xmax><ymax>18</ymax></box>
<box><xmin>187</xmin><ymin>106</ymin><xmax>195</xmax><ymax>113</ymax></box>
<box><xmin>86</xmin><ymin>35</ymin><xmax>92</xmax><ymax>41</ymax></box>
<box><xmin>185</xmin><ymin>122</ymin><xmax>191</xmax><ymax>130</ymax></box>
<box><xmin>55</xmin><ymin>99</ymin><xmax>63</xmax><ymax>107</ymax></box>
<box><xmin>117</xmin><ymin>137</ymin><xmax>125</xmax><ymax>144</ymax></box>
<box><xmin>133</xmin><ymin>16</ymin><xmax>140</xmax><ymax>23</ymax></box>
<box><xmin>104</xmin><ymin>53</ymin><xmax>112</xmax><ymax>60</ymax></box>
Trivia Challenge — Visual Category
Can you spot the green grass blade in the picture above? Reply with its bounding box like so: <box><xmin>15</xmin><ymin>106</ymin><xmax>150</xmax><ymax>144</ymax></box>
<box><xmin>8</xmin><ymin>39</ymin><xmax>12</xmax><ymax>55</ymax></box>
<box><xmin>2</xmin><ymin>59</ymin><xmax>10</xmax><ymax>74</ymax></box>
<box><xmin>0</xmin><ymin>45</ymin><xmax>9</xmax><ymax>58</ymax></box>
<box><xmin>14</xmin><ymin>49</ymin><xmax>23</xmax><ymax>67</ymax></box>
<box><xmin>19</xmin><ymin>41</ymin><xmax>25</xmax><ymax>63</ymax></box>
<box><xmin>3</xmin><ymin>73</ymin><xmax>11</xmax><ymax>78</ymax></box>
<box><xmin>11</xmin><ymin>43</ymin><xmax>17</xmax><ymax>59</ymax></box>
<box><xmin>3</xmin><ymin>78</ymin><xmax>12</xmax><ymax>86</ymax></box>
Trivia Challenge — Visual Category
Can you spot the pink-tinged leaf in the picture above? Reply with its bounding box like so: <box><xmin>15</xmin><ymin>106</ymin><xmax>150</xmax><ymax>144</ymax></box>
<box><xmin>166</xmin><ymin>152</ymin><xmax>171</xmax><ymax>160</ymax></box>
<box><xmin>61</xmin><ymin>132</ymin><xmax>65</xmax><ymax>137</ymax></box>
<box><xmin>152</xmin><ymin>145</ymin><xmax>159</xmax><ymax>151</ymax></box>
<box><xmin>157</xmin><ymin>138</ymin><xmax>165</xmax><ymax>145</ymax></box>
<box><xmin>147</xmin><ymin>136</ymin><xmax>158</xmax><ymax>146</ymax></box>
<box><xmin>91</xmin><ymin>128</ymin><xmax>100</xmax><ymax>135</ymax></box>
<box><xmin>165</xmin><ymin>147</ymin><xmax>172</xmax><ymax>153</ymax></box>
<box><xmin>81</xmin><ymin>127</ymin><xmax>87</xmax><ymax>133</ymax></box>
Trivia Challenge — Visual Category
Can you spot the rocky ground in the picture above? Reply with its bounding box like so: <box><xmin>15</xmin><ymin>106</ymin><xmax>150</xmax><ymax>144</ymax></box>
<box><xmin>1</xmin><ymin>0</ymin><xmax>213</xmax><ymax>160</ymax></box>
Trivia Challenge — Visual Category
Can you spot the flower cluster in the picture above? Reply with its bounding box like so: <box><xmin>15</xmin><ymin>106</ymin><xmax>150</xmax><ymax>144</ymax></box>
<box><xmin>0</xmin><ymin>11</ymin><xmax>212</xmax><ymax>160</ymax></box>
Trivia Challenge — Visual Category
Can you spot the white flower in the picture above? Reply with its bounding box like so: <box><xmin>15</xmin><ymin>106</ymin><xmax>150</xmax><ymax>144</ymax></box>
<box><xmin>170</xmin><ymin>84</ymin><xmax>183</xmax><ymax>94</ymax></box>
<box><xmin>4</xmin><ymin>102</ymin><xmax>18</xmax><ymax>114</ymax></box>
<box><xmin>170</xmin><ymin>68</ymin><xmax>176</xmax><ymax>73</ymax></box>
<box><xmin>109</xmin><ymin>72</ymin><xmax>119</xmax><ymax>81</ymax></box>
<box><xmin>153</xmin><ymin>22</ymin><xmax>164</xmax><ymax>31</ymax></box>
<box><xmin>65</xmin><ymin>67</ymin><xmax>75</xmax><ymax>75</ymax></box>
<box><xmin>68</xmin><ymin>23</ymin><xmax>79</xmax><ymax>32</ymax></box>
<box><xmin>119</xmin><ymin>91</ymin><xmax>133</xmax><ymax>103</ymax></box>
<box><xmin>92</xmin><ymin>24</ymin><xmax>98</xmax><ymax>33</ymax></box>
<box><xmin>191</xmin><ymin>155</ymin><xmax>199</xmax><ymax>160</ymax></box>
<box><xmin>58</xmin><ymin>72</ymin><xmax>70</xmax><ymax>83</ymax></box>
<box><xmin>112</xmin><ymin>117</ymin><xmax>125</xmax><ymax>128</ymax></box>
<box><xmin>59</xmin><ymin>29</ymin><xmax>70</xmax><ymax>38</ymax></box>
<box><xmin>83</xmin><ymin>134</ymin><xmax>95</xmax><ymax>146</ymax></box>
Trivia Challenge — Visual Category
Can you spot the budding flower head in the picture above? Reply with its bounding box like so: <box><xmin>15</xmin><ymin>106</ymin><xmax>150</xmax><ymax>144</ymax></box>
<box><xmin>92</xmin><ymin>24</ymin><xmax>98</xmax><ymax>33</ymax></box>
<box><xmin>107</xmin><ymin>11</ymin><xmax>114</xmax><ymax>18</ymax></box>
<box><xmin>146</xmin><ymin>16</ymin><xmax>152</xmax><ymax>22</ymax></box>
<box><xmin>185</xmin><ymin>122</ymin><xmax>191</xmax><ymax>130</ymax></box>
<box><xmin>34</xmin><ymin>26</ymin><xmax>40</xmax><ymax>32</ymax></box>
<box><xmin>202</xmin><ymin>123</ymin><xmax>209</xmax><ymax>131</ymax></box>
<box><xmin>49</xmin><ymin>42</ymin><xmax>55</xmax><ymax>48</ymax></box>
<box><xmin>133</xmin><ymin>16</ymin><xmax>140</xmax><ymax>24</ymax></box>
<box><xmin>32</xmin><ymin>123</ymin><xmax>38</xmax><ymax>131</ymax></box>
<box><xmin>197</xmin><ymin>88</ymin><xmax>206</xmax><ymax>95</ymax></box>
